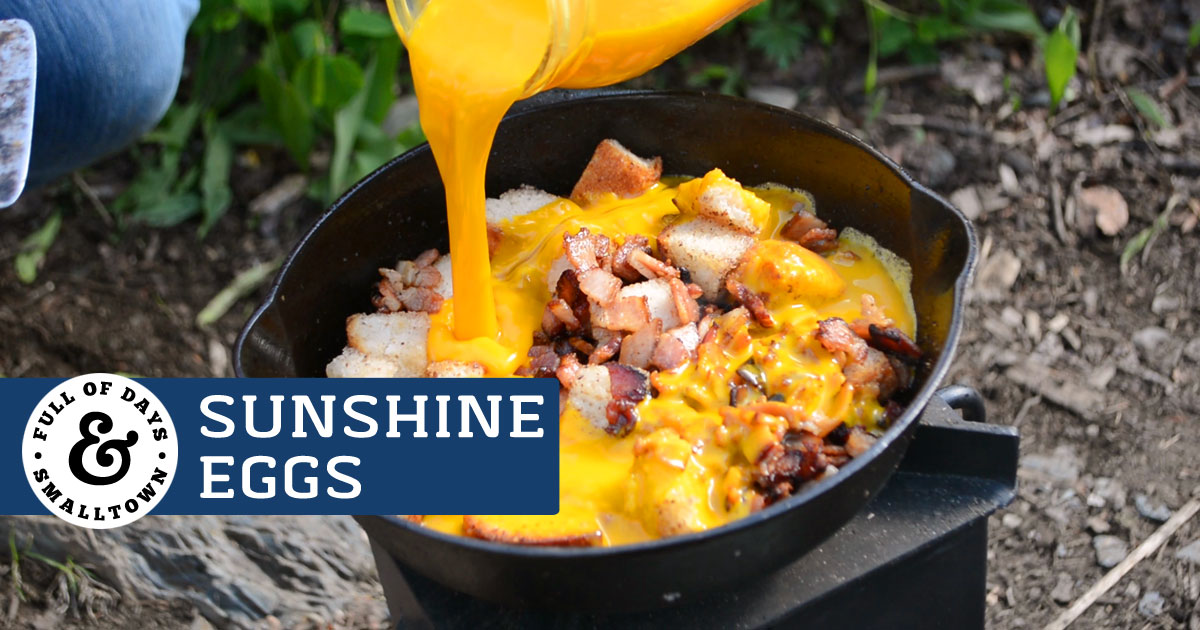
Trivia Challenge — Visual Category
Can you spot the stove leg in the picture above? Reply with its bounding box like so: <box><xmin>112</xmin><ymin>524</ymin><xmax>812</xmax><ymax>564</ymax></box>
<box><xmin>776</xmin><ymin>521</ymin><xmax>989</xmax><ymax>630</ymax></box>
<box><xmin>369</xmin><ymin>540</ymin><xmax>436</xmax><ymax>630</ymax></box>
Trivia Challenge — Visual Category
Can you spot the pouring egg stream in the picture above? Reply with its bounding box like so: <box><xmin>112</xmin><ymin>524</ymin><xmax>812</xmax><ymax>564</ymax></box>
<box><xmin>342</xmin><ymin>0</ymin><xmax>923</xmax><ymax>545</ymax></box>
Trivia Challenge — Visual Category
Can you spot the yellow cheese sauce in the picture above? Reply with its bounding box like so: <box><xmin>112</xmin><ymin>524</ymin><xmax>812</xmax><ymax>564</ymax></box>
<box><xmin>422</xmin><ymin>181</ymin><xmax>915</xmax><ymax>545</ymax></box>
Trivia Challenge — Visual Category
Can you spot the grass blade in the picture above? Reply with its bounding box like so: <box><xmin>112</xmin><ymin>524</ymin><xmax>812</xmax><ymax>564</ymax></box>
<box><xmin>196</xmin><ymin>257</ymin><xmax>283</xmax><ymax>327</ymax></box>
<box><xmin>1124</xmin><ymin>87</ymin><xmax>1171</xmax><ymax>129</ymax></box>
<box><xmin>15</xmin><ymin>212</ymin><xmax>62</xmax><ymax>284</ymax></box>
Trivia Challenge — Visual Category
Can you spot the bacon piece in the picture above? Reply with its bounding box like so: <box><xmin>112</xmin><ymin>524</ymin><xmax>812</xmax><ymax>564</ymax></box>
<box><xmin>753</xmin><ymin>431</ymin><xmax>828</xmax><ymax>503</ymax></box>
<box><xmin>844</xmin><ymin>427</ymin><xmax>877</xmax><ymax>458</ymax></box>
<box><xmin>592</xmin><ymin>295</ymin><xmax>650</xmax><ymax>332</ymax></box>
<box><xmin>780</xmin><ymin>210</ymin><xmax>839</xmax><ymax>253</ymax></box>
<box><xmin>375</xmin><ymin>252</ymin><xmax>447</xmax><ymax>314</ymax></box>
<box><xmin>486</xmin><ymin>225</ymin><xmax>503</xmax><ymax>257</ymax></box>
<box><xmin>578</xmin><ymin>268</ymin><xmax>623</xmax><ymax>306</ymax></box>
<box><xmin>850</xmin><ymin>294</ymin><xmax>893</xmax><ymax>338</ymax></box>
<box><xmin>524</xmin><ymin>344</ymin><xmax>560</xmax><ymax>378</ymax></box>
<box><xmin>397</xmin><ymin>287</ymin><xmax>444</xmax><ymax>314</ymax></box>
<box><xmin>619</xmin><ymin>319</ymin><xmax>661</xmax><ymax>369</ymax></box>
<box><xmin>589</xmin><ymin>331</ymin><xmax>623</xmax><ymax>364</ymax></box>
<box><xmin>463</xmin><ymin>516</ymin><xmax>601</xmax><ymax>547</ymax></box>
<box><xmin>612</xmin><ymin>235</ymin><xmax>652</xmax><ymax>282</ymax></box>
<box><xmin>843</xmin><ymin>347</ymin><xmax>898</xmax><ymax>394</ymax></box>
<box><xmin>546</xmin><ymin>298</ymin><xmax>581</xmax><ymax>332</ymax></box>
<box><xmin>867</xmin><ymin>324</ymin><xmax>923</xmax><ymax>362</ymax></box>
<box><xmin>555</xmin><ymin>270</ymin><xmax>591</xmax><ymax>334</ymax></box>
<box><xmin>629</xmin><ymin>249</ymin><xmax>679</xmax><ymax>280</ymax></box>
<box><xmin>562</xmin><ymin>228</ymin><xmax>612</xmax><ymax>273</ymax></box>
<box><xmin>414</xmin><ymin>249</ymin><xmax>439</xmax><ymax>267</ymax></box>
<box><xmin>651</xmin><ymin>333</ymin><xmax>690</xmax><ymax>370</ymax></box>
<box><xmin>725</xmin><ymin>277</ymin><xmax>775</xmax><ymax>328</ymax></box>
<box><xmin>668</xmin><ymin>277</ymin><xmax>701</xmax><ymax>324</ymax></box>
<box><xmin>605</xmin><ymin>363</ymin><xmax>649</xmax><ymax>437</ymax></box>
<box><xmin>815</xmin><ymin>317</ymin><xmax>869</xmax><ymax>363</ymax></box>
<box><xmin>541</xmin><ymin>302</ymin><xmax>565</xmax><ymax>337</ymax></box>
<box><xmin>556</xmin><ymin>354</ymin><xmax>582</xmax><ymax>389</ymax></box>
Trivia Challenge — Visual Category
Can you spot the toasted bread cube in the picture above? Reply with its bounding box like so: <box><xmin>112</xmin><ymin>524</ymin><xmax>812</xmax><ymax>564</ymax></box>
<box><xmin>345</xmin><ymin>312</ymin><xmax>430</xmax><ymax>377</ymax></box>
<box><xmin>567</xmin><ymin>365</ymin><xmax>612</xmax><ymax>432</ymax></box>
<box><xmin>675</xmin><ymin>169</ymin><xmax>770</xmax><ymax>235</ymax></box>
<box><xmin>432</xmin><ymin>254</ymin><xmax>454</xmax><ymax>299</ymax></box>
<box><xmin>618</xmin><ymin>278</ymin><xmax>680</xmax><ymax>330</ymax></box>
<box><xmin>325</xmin><ymin>347</ymin><xmax>400</xmax><ymax>378</ymax></box>
<box><xmin>462</xmin><ymin>514</ymin><xmax>602</xmax><ymax>547</ymax></box>
<box><xmin>570</xmin><ymin>139</ymin><xmax>663</xmax><ymax>206</ymax></box>
<box><xmin>425</xmin><ymin>360</ymin><xmax>485</xmax><ymax>378</ymax></box>
<box><xmin>485</xmin><ymin>185</ymin><xmax>558</xmax><ymax>224</ymax></box>
<box><xmin>658</xmin><ymin>218</ymin><xmax>755</xmax><ymax>300</ymax></box>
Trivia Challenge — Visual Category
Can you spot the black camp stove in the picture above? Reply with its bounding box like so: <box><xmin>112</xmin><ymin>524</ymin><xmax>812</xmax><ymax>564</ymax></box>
<box><xmin>367</xmin><ymin>389</ymin><xmax>1017</xmax><ymax>630</ymax></box>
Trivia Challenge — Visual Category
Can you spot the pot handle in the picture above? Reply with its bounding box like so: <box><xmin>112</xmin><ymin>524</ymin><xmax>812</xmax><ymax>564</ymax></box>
<box><xmin>935</xmin><ymin>385</ymin><xmax>987</xmax><ymax>424</ymax></box>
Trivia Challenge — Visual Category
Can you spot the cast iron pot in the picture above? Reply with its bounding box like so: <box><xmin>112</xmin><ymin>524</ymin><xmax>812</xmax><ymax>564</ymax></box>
<box><xmin>235</xmin><ymin>90</ymin><xmax>977</xmax><ymax>611</ymax></box>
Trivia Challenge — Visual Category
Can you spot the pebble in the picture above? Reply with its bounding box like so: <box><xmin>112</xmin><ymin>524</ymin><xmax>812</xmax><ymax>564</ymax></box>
<box><xmin>1184</xmin><ymin>338</ymin><xmax>1200</xmax><ymax>364</ymax></box>
<box><xmin>746</xmin><ymin>85</ymin><xmax>800</xmax><ymax>110</ymax></box>
<box><xmin>1094</xmin><ymin>535</ymin><xmax>1128</xmax><ymax>568</ymax></box>
<box><xmin>1020</xmin><ymin>446</ymin><xmax>1081</xmax><ymax>485</ymax></box>
<box><xmin>1132</xmin><ymin>326</ymin><xmax>1171</xmax><ymax>358</ymax></box>
<box><xmin>1085</xmin><ymin>424</ymin><xmax>1100</xmax><ymax>437</ymax></box>
<box><xmin>1002</xmin><ymin>513</ymin><xmax>1023</xmax><ymax>529</ymax></box>
<box><xmin>1151</xmin><ymin>294</ymin><xmax>1181</xmax><ymax>315</ymax></box>
<box><xmin>1135</xmin><ymin>494</ymin><xmax>1172</xmax><ymax>522</ymax></box>
<box><xmin>1050</xmin><ymin>573</ymin><xmax>1074</xmax><ymax>604</ymax></box>
<box><xmin>1086</xmin><ymin>516</ymin><xmax>1111</xmax><ymax>534</ymax></box>
<box><xmin>950</xmin><ymin>186</ymin><xmax>983</xmax><ymax>220</ymax></box>
<box><xmin>1093</xmin><ymin>478</ymin><xmax>1127</xmax><ymax>508</ymax></box>
<box><xmin>904</xmin><ymin>142</ymin><xmax>957</xmax><ymax>187</ymax></box>
<box><xmin>1138</xmin><ymin>591</ymin><xmax>1165</xmax><ymax>617</ymax></box>
<box><xmin>1176</xmin><ymin>539</ymin><xmax>1200</xmax><ymax>566</ymax></box>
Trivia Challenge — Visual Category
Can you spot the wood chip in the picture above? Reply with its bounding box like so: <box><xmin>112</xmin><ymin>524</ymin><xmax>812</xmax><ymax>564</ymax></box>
<box><xmin>1005</xmin><ymin>360</ymin><xmax>1105</xmax><ymax>418</ymax></box>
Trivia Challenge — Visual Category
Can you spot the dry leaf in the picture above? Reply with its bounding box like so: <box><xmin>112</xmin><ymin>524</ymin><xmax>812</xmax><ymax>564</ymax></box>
<box><xmin>1079</xmin><ymin>186</ymin><xmax>1129</xmax><ymax>236</ymax></box>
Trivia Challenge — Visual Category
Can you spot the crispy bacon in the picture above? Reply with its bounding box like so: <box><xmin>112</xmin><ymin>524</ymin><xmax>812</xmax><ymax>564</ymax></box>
<box><xmin>374</xmin><ymin>252</ymin><xmax>446</xmax><ymax>314</ymax></box>
<box><xmin>592</xmin><ymin>295</ymin><xmax>650</xmax><ymax>332</ymax></box>
<box><xmin>726</xmin><ymin>278</ymin><xmax>775</xmax><ymax>328</ymax></box>
<box><xmin>651</xmin><ymin>332</ymin><xmax>690</xmax><ymax>370</ymax></box>
<box><xmin>563</xmin><ymin>228</ymin><xmax>612</xmax><ymax>273</ymax></box>
<box><xmin>546</xmin><ymin>298</ymin><xmax>581</xmax><ymax>332</ymax></box>
<box><xmin>578</xmin><ymin>268</ymin><xmax>623</xmax><ymax>305</ymax></box>
<box><xmin>850</xmin><ymin>294</ymin><xmax>893</xmax><ymax>338</ymax></box>
<box><xmin>867</xmin><ymin>324</ymin><xmax>923</xmax><ymax>362</ymax></box>
<box><xmin>589</xmin><ymin>330</ymin><xmax>623</xmax><ymax>364</ymax></box>
<box><xmin>844</xmin><ymin>427</ymin><xmax>877</xmax><ymax>457</ymax></box>
<box><xmin>618</xmin><ymin>318</ymin><xmax>661</xmax><ymax>369</ymax></box>
<box><xmin>414</xmin><ymin>249</ymin><xmax>439</xmax><ymax>267</ymax></box>
<box><xmin>398</xmin><ymin>287</ymin><xmax>444</xmax><ymax>313</ymax></box>
<box><xmin>524</xmin><ymin>344</ymin><xmax>560</xmax><ymax>378</ymax></box>
<box><xmin>604</xmin><ymin>364</ymin><xmax>649</xmax><ymax>437</ymax></box>
<box><xmin>815</xmin><ymin>317</ymin><xmax>868</xmax><ymax>363</ymax></box>
<box><xmin>669</xmin><ymin>277</ymin><xmax>701</xmax><ymax>324</ymax></box>
<box><xmin>612</xmin><ymin>235</ymin><xmax>652</xmax><ymax>282</ymax></box>
<box><xmin>629</xmin><ymin>249</ymin><xmax>679</xmax><ymax>280</ymax></box>
<box><xmin>554</xmin><ymin>270</ymin><xmax>591</xmax><ymax>335</ymax></box>
<box><xmin>753</xmin><ymin>431</ymin><xmax>828</xmax><ymax>503</ymax></box>
<box><xmin>780</xmin><ymin>210</ymin><xmax>839</xmax><ymax>253</ymax></box>
<box><xmin>556</xmin><ymin>354</ymin><xmax>582</xmax><ymax>389</ymax></box>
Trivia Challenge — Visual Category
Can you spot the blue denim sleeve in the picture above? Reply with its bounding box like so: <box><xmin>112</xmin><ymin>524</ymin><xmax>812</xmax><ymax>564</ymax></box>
<box><xmin>0</xmin><ymin>0</ymin><xmax>199</xmax><ymax>191</ymax></box>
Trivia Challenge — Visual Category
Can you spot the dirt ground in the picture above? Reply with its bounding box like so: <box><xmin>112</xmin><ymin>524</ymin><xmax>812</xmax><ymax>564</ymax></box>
<box><xmin>2</xmin><ymin>0</ymin><xmax>1199</xmax><ymax>628</ymax></box>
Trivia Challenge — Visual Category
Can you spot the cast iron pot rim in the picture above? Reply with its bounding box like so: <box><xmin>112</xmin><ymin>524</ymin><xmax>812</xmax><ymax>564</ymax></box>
<box><xmin>236</xmin><ymin>89</ymin><xmax>977</xmax><ymax>558</ymax></box>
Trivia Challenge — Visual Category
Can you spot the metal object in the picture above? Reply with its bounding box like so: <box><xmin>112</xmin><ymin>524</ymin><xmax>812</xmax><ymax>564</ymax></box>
<box><xmin>0</xmin><ymin>19</ymin><xmax>35</xmax><ymax>208</ymax></box>
<box><xmin>368</xmin><ymin>391</ymin><xmax>1017</xmax><ymax>629</ymax></box>
<box><xmin>235</xmin><ymin>90</ymin><xmax>978</xmax><ymax>609</ymax></box>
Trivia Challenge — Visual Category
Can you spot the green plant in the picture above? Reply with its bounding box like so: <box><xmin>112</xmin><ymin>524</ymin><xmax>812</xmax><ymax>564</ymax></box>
<box><xmin>14</xmin><ymin>212</ymin><xmax>61</xmax><ymax>284</ymax></box>
<box><xmin>114</xmin><ymin>0</ymin><xmax>423</xmax><ymax>236</ymax></box>
<box><xmin>1042</xmin><ymin>6</ymin><xmax>1079</xmax><ymax>111</ymax></box>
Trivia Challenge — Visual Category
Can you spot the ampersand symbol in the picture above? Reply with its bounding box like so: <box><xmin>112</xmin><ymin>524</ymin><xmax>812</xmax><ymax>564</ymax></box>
<box><xmin>68</xmin><ymin>411</ymin><xmax>138</xmax><ymax>486</ymax></box>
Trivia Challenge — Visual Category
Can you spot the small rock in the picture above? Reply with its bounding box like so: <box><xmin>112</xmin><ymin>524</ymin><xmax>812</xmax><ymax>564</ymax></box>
<box><xmin>1020</xmin><ymin>446</ymin><xmax>1081</xmax><ymax>484</ymax></box>
<box><xmin>1002</xmin><ymin>149</ymin><xmax>1035</xmax><ymax>176</ymax></box>
<box><xmin>1079</xmin><ymin>186</ymin><xmax>1129</xmax><ymax>236</ymax></box>
<box><xmin>950</xmin><ymin>186</ymin><xmax>984</xmax><ymax>220</ymax></box>
<box><xmin>1046</xmin><ymin>313</ymin><xmax>1070</xmax><ymax>334</ymax></box>
<box><xmin>904</xmin><ymin>142</ymin><xmax>957</xmax><ymax>187</ymax></box>
<box><xmin>975</xmin><ymin>251</ymin><xmax>1022</xmax><ymax>300</ymax></box>
<box><xmin>1183</xmin><ymin>338</ymin><xmax>1200</xmax><ymax>363</ymax></box>
<box><xmin>1025</xmin><ymin>310</ymin><xmax>1042</xmax><ymax>342</ymax></box>
<box><xmin>999</xmin><ymin>164</ymin><xmax>1020</xmax><ymax>197</ymax></box>
<box><xmin>1135</xmin><ymin>494</ymin><xmax>1172</xmax><ymax>522</ymax></box>
<box><xmin>1002</xmin><ymin>513</ymin><xmax>1023</xmax><ymax>529</ymax></box>
<box><xmin>1138</xmin><ymin>591</ymin><xmax>1165</xmax><ymax>617</ymax></box>
<box><xmin>1093</xmin><ymin>478</ymin><xmax>1127</xmax><ymax>508</ymax></box>
<box><xmin>1176</xmin><ymin>539</ymin><xmax>1200</xmax><ymax>566</ymax></box>
<box><xmin>1085</xmin><ymin>424</ymin><xmax>1099</xmax><ymax>437</ymax></box>
<box><xmin>1074</xmin><ymin>124</ymin><xmax>1136</xmax><ymax>147</ymax></box>
<box><xmin>1087</xmin><ymin>364</ymin><xmax>1117</xmax><ymax>390</ymax></box>
<box><xmin>1133</xmin><ymin>326</ymin><xmax>1172</xmax><ymax>359</ymax></box>
<box><xmin>1087</xmin><ymin>493</ymin><xmax>1106</xmax><ymax>508</ymax></box>
<box><xmin>1050</xmin><ymin>573</ymin><xmax>1074</xmax><ymax>604</ymax></box>
<box><xmin>746</xmin><ymin>85</ymin><xmax>799</xmax><ymax>110</ymax></box>
<box><xmin>1094</xmin><ymin>535</ymin><xmax>1128</xmax><ymax>568</ymax></box>
<box><xmin>940</xmin><ymin>58</ymin><xmax>1004</xmax><ymax>106</ymax></box>
<box><xmin>1086</xmin><ymin>516</ymin><xmax>1111</xmax><ymax>534</ymax></box>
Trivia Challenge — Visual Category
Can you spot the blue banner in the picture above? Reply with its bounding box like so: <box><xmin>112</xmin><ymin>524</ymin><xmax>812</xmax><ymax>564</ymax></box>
<box><xmin>6</xmin><ymin>377</ymin><xmax>559</xmax><ymax>522</ymax></box>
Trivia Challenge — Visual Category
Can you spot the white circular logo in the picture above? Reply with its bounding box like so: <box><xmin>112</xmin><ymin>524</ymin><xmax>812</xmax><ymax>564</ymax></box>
<box><xmin>22</xmin><ymin>374</ymin><xmax>178</xmax><ymax>529</ymax></box>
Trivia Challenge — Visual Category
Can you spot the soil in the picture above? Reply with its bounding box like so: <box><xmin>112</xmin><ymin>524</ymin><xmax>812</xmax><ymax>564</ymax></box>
<box><xmin>2</xmin><ymin>0</ymin><xmax>1200</xmax><ymax>628</ymax></box>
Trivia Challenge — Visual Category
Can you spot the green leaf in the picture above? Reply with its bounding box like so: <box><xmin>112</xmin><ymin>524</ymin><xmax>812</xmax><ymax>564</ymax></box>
<box><xmin>747</xmin><ymin>19</ymin><xmax>809</xmax><ymax>69</ymax></box>
<box><xmin>965</xmin><ymin>0</ymin><xmax>1046</xmax><ymax>37</ymax></box>
<box><xmin>271</xmin><ymin>0</ymin><xmax>309</xmax><ymax>20</ymax></box>
<box><xmin>200</xmin><ymin>120</ymin><xmax>234</xmax><ymax>237</ymax></box>
<box><xmin>1043</xmin><ymin>8</ymin><xmax>1079</xmax><ymax>111</ymax></box>
<box><xmin>290</xmin><ymin>19</ymin><xmax>328</xmax><ymax>59</ymax></box>
<box><xmin>1125</xmin><ymin>87</ymin><xmax>1171</xmax><ymax>129</ymax></box>
<box><xmin>15</xmin><ymin>213</ymin><xmax>61</xmax><ymax>284</ymax></box>
<box><xmin>339</xmin><ymin>8</ymin><xmax>396</xmax><ymax>38</ymax></box>
<box><xmin>1190</xmin><ymin>21</ymin><xmax>1200</xmax><ymax>49</ymax></box>
<box><xmin>256</xmin><ymin>66</ymin><xmax>314</xmax><ymax>165</ymax></box>
<box><xmin>363</xmin><ymin>38</ymin><xmax>401</xmax><ymax>124</ymax></box>
<box><xmin>220</xmin><ymin>104</ymin><xmax>283</xmax><ymax>145</ymax></box>
<box><xmin>235</xmin><ymin>0</ymin><xmax>272</xmax><ymax>25</ymax></box>
<box><xmin>877</xmin><ymin>17</ymin><xmax>913</xmax><ymax>58</ymax></box>
<box><xmin>143</xmin><ymin>103</ymin><xmax>202</xmax><ymax>149</ymax></box>
<box><xmin>1120</xmin><ymin>195</ymin><xmax>1177</xmax><ymax>272</ymax></box>
<box><xmin>293</xmin><ymin>54</ymin><xmax>365</xmax><ymax>112</ymax></box>
<box><xmin>129</xmin><ymin>194</ymin><xmax>202</xmax><ymax>228</ymax></box>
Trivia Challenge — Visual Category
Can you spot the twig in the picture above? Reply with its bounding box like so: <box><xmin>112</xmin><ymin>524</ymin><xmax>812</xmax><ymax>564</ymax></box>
<box><xmin>1050</xmin><ymin>165</ymin><xmax>1071</xmax><ymax>245</ymax></box>
<box><xmin>1043</xmin><ymin>498</ymin><xmax>1200</xmax><ymax>630</ymax></box>
<box><xmin>71</xmin><ymin>172</ymin><xmax>113</xmax><ymax>227</ymax></box>
<box><xmin>1085</xmin><ymin>0</ymin><xmax>1105</xmax><ymax>99</ymax></box>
